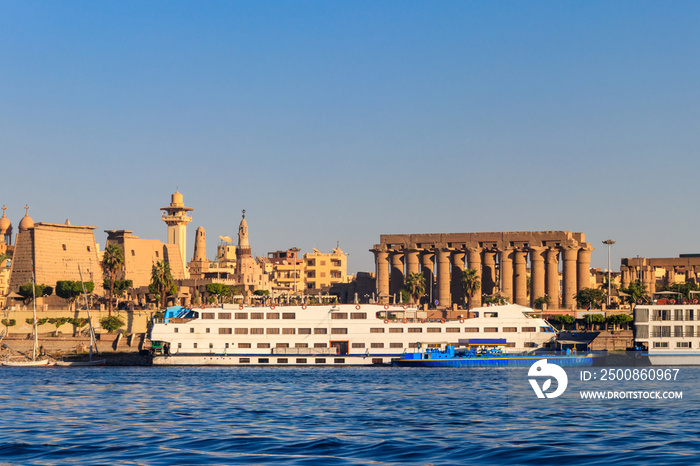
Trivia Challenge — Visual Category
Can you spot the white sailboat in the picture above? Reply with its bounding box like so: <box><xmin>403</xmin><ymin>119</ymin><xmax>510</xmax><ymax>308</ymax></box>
<box><xmin>2</xmin><ymin>271</ymin><xmax>52</xmax><ymax>367</ymax></box>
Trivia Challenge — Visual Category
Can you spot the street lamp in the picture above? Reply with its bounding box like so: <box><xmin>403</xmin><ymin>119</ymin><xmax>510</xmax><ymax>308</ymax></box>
<box><xmin>602</xmin><ymin>240</ymin><xmax>616</xmax><ymax>307</ymax></box>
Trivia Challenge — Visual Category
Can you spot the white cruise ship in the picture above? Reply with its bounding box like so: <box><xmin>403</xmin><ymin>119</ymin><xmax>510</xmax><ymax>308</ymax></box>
<box><xmin>633</xmin><ymin>292</ymin><xmax>700</xmax><ymax>365</ymax></box>
<box><xmin>150</xmin><ymin>303</ymin><xmax>558</xmax><ymax>366</ymax></box>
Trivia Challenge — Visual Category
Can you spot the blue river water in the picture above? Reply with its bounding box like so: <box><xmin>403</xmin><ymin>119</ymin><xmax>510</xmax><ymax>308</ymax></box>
<box><xmin>0</xmin><ymin>365</ymin><xmax>698</xmax><ymax>465</ymax></box>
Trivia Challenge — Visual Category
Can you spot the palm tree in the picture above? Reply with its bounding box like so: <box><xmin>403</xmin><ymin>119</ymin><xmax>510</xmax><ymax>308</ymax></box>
<box><xmin>102</xmin><ymin>244</ymin><xmax>125</xmax><ymax>316</ymax></box>
<box><xmin>150</xmin><ymin>261</ymin><xmax>175</xmax><ymax>308</ymax></box>
<box><xmin>404</xmin><ymin>272</ymin><xmax>426</xmax><ymax>305</ymax></box>
<box><xmin>461</xmin><ymin>268</ymin><xmax>481</xmax><ymax>310</ymax></box>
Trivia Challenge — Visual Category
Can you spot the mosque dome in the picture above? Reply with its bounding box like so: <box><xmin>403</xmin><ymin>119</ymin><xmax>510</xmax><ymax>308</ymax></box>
<box><xmin>0</xmin><ymin>211</ymin><xmax>11</xmax><ymax>236</ymax></box>
<box><xmin>18</xmin><ymin>212</ymin><xmax>34</xmax><ymax>232</ymax></box>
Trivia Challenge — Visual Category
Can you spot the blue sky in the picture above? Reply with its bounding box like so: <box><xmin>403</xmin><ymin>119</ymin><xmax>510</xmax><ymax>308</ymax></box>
<box><xmin>1</xmin><ymin>1</ymin><xmax>699</xmax><ymax>274</ymax></box>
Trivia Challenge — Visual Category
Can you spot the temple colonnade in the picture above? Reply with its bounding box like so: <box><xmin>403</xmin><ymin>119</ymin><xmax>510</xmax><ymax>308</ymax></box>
<box><xmin>371</xmin><ymin>231</ymin><xmax>593</xmax><ymax>310</ymax></box>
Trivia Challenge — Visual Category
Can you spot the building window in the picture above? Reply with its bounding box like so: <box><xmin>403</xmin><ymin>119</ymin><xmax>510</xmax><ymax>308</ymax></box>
<box><xmin>62</xmin><ymin>244</ymin><xmax>66</xmax><ymax>251</ymax></box>
<box><xmin>131</xmin><ymin>250</ymin><xmax>135</xmax><ymax>256</ymax></box>
<box><xmin>206</xmin><ymin>328</ymin><xmax>210</xmax><ymax>333</ymax></box>
<box><xmin>190</xmin><ymin>328</ymin><xmax>194</xmax><ymax>333</ymax></box>
<box><xmin>87</xmin><ymin>246</ymin><xmax>91</xmax><ymax>252</ymax></box>
<box><xmin>155</xmin><ymin>251</ymin><xmax>159</xmax><ymax>258</ymax></box>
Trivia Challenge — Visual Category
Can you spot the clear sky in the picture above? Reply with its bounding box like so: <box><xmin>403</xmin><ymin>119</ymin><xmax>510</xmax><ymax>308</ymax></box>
<box><xmin>2</xmin><ymin>1</ymin><xmax>699</xmax><ymax>274</ymax></box>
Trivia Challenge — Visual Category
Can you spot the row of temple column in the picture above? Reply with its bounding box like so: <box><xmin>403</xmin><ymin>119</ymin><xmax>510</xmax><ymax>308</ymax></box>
<box><xmin>372</xmin><ymin>245</ymin><xmax>593</xmax><ymax>309</ymax></box>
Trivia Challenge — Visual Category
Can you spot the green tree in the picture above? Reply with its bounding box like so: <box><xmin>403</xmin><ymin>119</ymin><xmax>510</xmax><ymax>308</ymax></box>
<box><xmin>661</xmin><ymin>282</ymin><xmax>700</xmax><ymax>300</ymax></box>
<box><xmin>100</xmin><ymin>315</ymin><xmax>125</xmax><ymax>333</ymax></box>
<box><xmin>56</xmin><ymin>280</ymin><xmax>95</xmax><ymax>310</ymax></box>
<box><xmin>533</xmin><ymin>296</ymin><xmax>551</xmax><ymax>310</ymax></box>
<box><xmin>583</xmin><ymin>313</ymin><xmax>605</xmax><ymax>330</ymax></box>
<box><xmin>548</xmin><ymin>314</ymin><xmax>575</xmax><ymax>330</ymax></box>
<box><xmin>102</xmin><ymin>244</ymin><xmax>125</xmax><ymax>316</ymax></box>
<box><xmin>48</xmin><ymin>317</ymin><xmax>71</xmax><ymax>336</ymax></box>
<box><xmin>575</xmin><ymin>288</ymin><xmax>606</xmax><ymax>309</ymax></box>
<box><xmin>404</xmin><ymin>272</ymin><xmax>426</xmax><ymax>305</ymax></box>
<box><xmin>206</xmin><ymin>283</ymin><xmax>230</xmax><ymax>303</ymax></box>
<box><xmin>619</xmin><ymin>280</ymin><xmax>649</xmax><ymax>304</ymax></box>
<box><xmin>103</xmin><ymin>278</ymin><xmax>133</xmax><ymax>311</ymax></box>
<box><xmin>461</xmin><ymin>268</ymin><xmax>481</xmax><ymax>310</ymax></box>
<box><xmin>607</xmin><ymin>313</ymin><xmax>633</xmax><ymax>331</ymax></box>
<box><xmin>1</xmin><ymin>319</ymin><xmax>16</xmax><ymax>327</ymax></box>
<box><xmin>149</xmin><ymin>261</ymin><xmax>176</xmax><ymax>308</ymax></box>
<box><xmin>18</xmin><ymin>283</ymin><xmax>53</xmax><ymax>304</ymax></box>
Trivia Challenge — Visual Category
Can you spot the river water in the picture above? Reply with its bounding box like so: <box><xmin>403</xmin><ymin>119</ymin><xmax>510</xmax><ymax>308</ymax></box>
<box><xmin>0</xmin><ymin>365</ymin><xmax>698</xmax><ymax>465</ymax></box>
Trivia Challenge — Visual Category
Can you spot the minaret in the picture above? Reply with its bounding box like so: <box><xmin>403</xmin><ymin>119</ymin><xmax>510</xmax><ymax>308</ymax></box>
<box><xmin>161</xmin><ymin>190</ymin><xmax>193</xmax><ymax>269</ymax></box>
<box><xmin>192</xmin><ymin>226</ymin><xmax>207</xmax><ymax>262</ymax></box>
<box><xmin>236</xmin><ymin>210</ymin><xmax>254</xmax><ymax>286</ymax></box>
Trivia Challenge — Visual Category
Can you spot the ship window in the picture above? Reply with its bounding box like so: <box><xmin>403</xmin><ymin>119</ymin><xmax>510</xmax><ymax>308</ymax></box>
<box><xmin>202</xmin><ymin>313</ymin><xmax>215</xmax><ymax>319</ymax></box>
<box><xmin>235</xmin><ymin>328</ymin><xmax>248</xmax><ymax>334</ymax></box>
<box><xmin>277</xmin><ymin>358</ymin><xmax>288</xmax><ymax>364</ymax></box>
<box><xmin>190</xmin><ymin>328</ymin><xmax>194</xmax><ymax>333</ymax></box>
<box><xmin>506</xmin><ymin>342</ymin><xmax>516</xmax><ymax>348</ymax></box>
<box><xmin>219</xmin><ymin>328</ymin><xmax>232</xmax><ymax>334</ymax></box>
<box><xmin>209</xmin><ymin>343</ymin><xmax>213</xmax><ymax>349</ymax></box>
<box><xmin>276</xmin><ymin>343</ymin><xmax>289</xmax><ymax>348</ymax></box>
<box><xmin>193</xmin><ymin>343</ymin><xmax>198</xmax><ymax>349</ymax></box>
<box><xmin>315</xmin><ymin>358</ymin><xmax>325</xmax><ymax>364</ymax></box>
<box><xmin>206</xmin><ymin>328</ymin><xmax>210</xmax><ymax>333</ymax></box>
<box><xmin>464</xmin><ymin>327</ymin><xmax>479</xmax><ymax>333</ymax></box>
<box><xmin>314</xmin><ymin>328</ymin><xmax>327</xmax><ymax>334</ymax></box>
<box><xmin>371</xmin><ymin>358</ymin><xmax>383</xmax><ymax>364</ymax></box>
<box><xmin>331</xmin><ymin>313</ymin><xmax>348</xmax><ymax>319</ymax></box>
<box><xmin>352</xmin><ymin>343</ymin><xmax>365</xmax><ymax>348</ymax></box>
<box><xmin>267</xmin><ymin>313</ymin><xmax>279</xmax><ymax>319</ymax></box>
<box><xmin>484</xmin><ymin>327</ymin><xmax>498</xmax><ymax>333</ymax></box>
<box><xmin>174</xmin><ymin>328</ymin><xmax>179</xmax><ymax>333</ymax></box>
<box><xmin>524</xmin><ymin>342</ymin><xmax>537</xmax><ymax>348</ymax></box>
<box><xmin>370</xmin><ymin>328</ymin><xmax>384</xmax><ymax>333</ymax></box>
<box><xmin>503</xmin><ymin>327</ymin><xmax>517</xmax><ymax>332</ymax></box>
<box><xmin>427</xmin><ymin>328</ymin><xmax>441</xmax><ymax>333</ymax></box>
<box><xmin>298</xmin><ymin>328</ymin><xmax>311</xmax><ymax>334</ymax></box>
<box><xmin>675</xmin><ymin>310</ymin><xmax>684</xmax><ymax>321</ymax></box>
<box><xmin>521</xmin><ymin>327</ymin><xmax>536</xmax><ymax>333</ymax></box>
<box><xmin>389</xmin><ymin>328</ymin><xmax>403</xmax><ymax>333</ymax></box>
<box><xmin>314</xmin><ymin>343</ymin><xmax>327</xmax><ymax>348</ymax></box>
<box><xmin>371</xmin><ymin>343</ymin><xmax>384</xmax><ymax>348</ymax></box>
<box><xmin>446</xmin><ymin>327</ymin><xmax>460</xmax><ymax>333</ymax></box>
<box><xmin>295</xmin><ymin>343</ymin><xmax>308</xmax><ymax>348</ymax></box>
<box><xmin>177</xmin><ymin>343</ymin><xmax>182</xmax><ymax>349</ymax></box>
<box><xmin>283</xmin><ymin>313</ymin><xmax>296</xmax><ymax>319</ymax></box>
<box><xmin>677</xmin><ymin>341</ymin><xmax>691</xmax><ymax>348</ymax></box>
<box><xmin>408</xmin><ymin>328</ymin><xmax>422</xmax><ymax>333</ymax></box>
<box><xmin>238</xmin><ymin>343</ymin><xmax>251</xmax><ymax>348</ymax></box>
<box><xmin>219</xmin><ymin>313</ymin><xmax>231</xmax><ymax>319</ymax></box>
<box><xmin>390</xmin><ymin>343</ymin><xmax>403</xmax><ymax>348</ymax></box>
<box><xmin>258</xmin><ymin>358</ymin><xmax>269</xmax><ymax>364</ymax></box>
<box><xmin>334</xmin><ymin>358</ymin><xmax>345</xmax><ymax>364</ymax></box>
<box><xmin>296</xmin><ymin>358</ymin><xmax>307</xmax><ymax>363</ymax></box>
<box><xmin>351</xmin><ymin>313</ymin><xmax>367</xmax><ymax>319</ymax></box>
<box><xmin>257</xmin><ymin>343</ymin><xmax>270</xmax><ymax>348</ymax></box>
<box><xmin>331</xmin><ymin>328</ymin><xmax>347</xmax><ymax>334</ymax></box>
<box><xmin>282</xmin><ymin>328</ymin><xmax>295</xmax><ymax>334</ymax></box>
<box><xmin>251</xmin><ymin>313</ymin><xmax>264</xmax><ymax>319</ymax></box>
<box><xmin>674</xmin><ymin>326</ymin><xmax>683</xmax><ymax>337</ymax></box>
<box><xmin>225</xmin><ymin>343</ymin><xmax>229</xmax><ymax>349</ymax></box>
<box><xmin>686</xmin><ymin>326</ymin><xmax>694</xmax><ymax>337</ymax></box>
<box><xmin>686</xmin><ymin>310</ymin><xmax>694</xmax><ymax>321</ymax></box>
<box><xmin>240</xmin><ymin>358</ymin><xmax>250</xmax><ymax>363</ymax></box>
<box><xmin>266</xmin><ymin>328</ymin><xmax>280</xmax><ymax>334</ymax></box>
<box><xmin>408</xmin><ymin>343</ymin><xmax>419</xmax><ymax>348</ymax></box>
<box><xmin>251</xmin><ymin>328</ymin><xmax>264</xmax><ymax>334</ymax></box>
<box><xmin>235</xmin><ymin>313</ymin><xmax>248</xmax><ymax>319</ymax></box>
<box><xmin>653</xmin><ymin>342</ymin><xmax>669</xmax><ymax>348</ymax></box>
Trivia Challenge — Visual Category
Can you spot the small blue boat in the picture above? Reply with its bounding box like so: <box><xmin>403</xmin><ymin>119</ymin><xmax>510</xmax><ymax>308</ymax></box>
<box><xmin>392</xmin><ymin>339</ymin><xmax>596</xmax><ymax>367</ymax></box>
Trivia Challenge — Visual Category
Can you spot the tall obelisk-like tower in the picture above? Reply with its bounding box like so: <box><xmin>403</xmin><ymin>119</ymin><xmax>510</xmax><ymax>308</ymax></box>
<box><xmin>161</xmin><ymin>190</ymin><xmax>193</xmax><ymax>271</ymax></box>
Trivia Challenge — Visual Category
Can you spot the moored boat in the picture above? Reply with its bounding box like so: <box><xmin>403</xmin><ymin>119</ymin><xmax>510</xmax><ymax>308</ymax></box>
<box><xmin>392</xmin><ymin>339</ymin><xmax>597</xmax><ymax>367</ymax></box>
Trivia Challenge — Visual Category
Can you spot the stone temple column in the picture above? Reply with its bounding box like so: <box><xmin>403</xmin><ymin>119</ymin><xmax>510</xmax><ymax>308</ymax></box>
<box><xmin>513</xmin><ymin>249</ymin><xmax>528</xmax><ymax>306</ymax></box>
<box><xmin>546</xmin><ymin>248</ymin><xmax>560</xmax><ymax>309</ymax></box>
<box><xmin>373</xmin><ymin>248</ymin><xmax>390</xmax><ymax>303</ymax></box>
<box><xmin>437</xmin><ymin>248</ymin><xmax>451</xmax><ymax>307</ymax></box>
<box><xmin>451</xmin><ymin>250</ymin><xmax>466</xmax><ymax>305</ymax></box>
<box><xmin>466</xmin><ymin>247</ymin><xmax>483</xmax><ymax>308</ymax></box>
<box><xmin>620</xmin><ymin>266</ymin><xmax>630</xmax><ymax>288</ymax></box>
<box><xmin>389</xmin><ymin>251</ymin><xmax>404</xmax><ymax>300</ymax></box>
<box><xmin>530</xmin><ymin>247</ymin><xmax>546</xmax><ymax>307</ymax></box>
<box><xmin>577</xmin><ymin>246</ymin><xmax>593</xmax><ymax>292</ymax></box>
<box><xmin>405</xmin><ymin>248</ymin><xmax>420</xmax><ymax>277</ymax></box>
<box><xmin>562</xmin><ymin>246</ymin><xmax>578</xmax><ymax>309</ymax></box>
<box><xmin>499</xmin><ymin>248</ymin><xmax>514</xmax><ymax>303</ymax></box>
<box><xmin>421</xmin><ymin>250</ymin><xmax>435</xmax><ymax>304</ymax></box>
<box><xmin>482</xmin><ymin>249</ymin><xmax>497</xmax><ymax>297</ymax></box>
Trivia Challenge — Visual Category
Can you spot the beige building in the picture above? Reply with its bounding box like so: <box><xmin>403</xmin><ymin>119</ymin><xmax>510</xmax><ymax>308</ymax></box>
<box><xmin>372</xmin><ymin>231</ymin><xmax>594</xmax><ymax>309</ymax></box>
<box><xmin>9</xmin><ymin>215</ymin><xmax>103</xmax><ymax>298</ymax></box>
<box><xmin>304</xmin><ymin>247</ymin><xmax>349</xmax><ymax>290</ymax></box>
<box><xmin>267</xmin><ymin>249</ymin><xmax>303</xmax><ymax>295</ymax></box>
<box><xmin>621</xmin><ymin>255</ymin><xmax>700</xmax><ymax>295</ymax></box>
<box><xmin>105</xmin><ymin>230</ymin><xmax>187</xmax><ymax>289</ymax></box>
